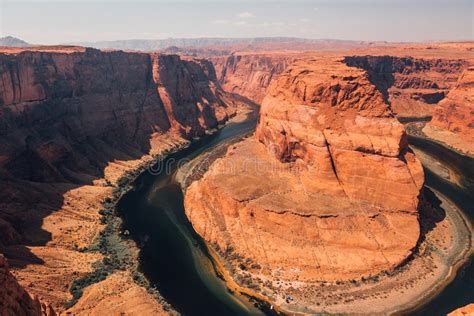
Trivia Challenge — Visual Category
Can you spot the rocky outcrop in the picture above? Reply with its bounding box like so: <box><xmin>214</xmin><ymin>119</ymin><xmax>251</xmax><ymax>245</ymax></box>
<box><xmin>211</xmin><ymin>53</ymin><xmax>297</xmax><ymax>103</ymax></box>
<box><xmin>448</xmin><ymin>304</ymin><xmax>474</xmax><ymax>316</ymax></box>
<box><xmin>344</xmin><ymin>56</ymin><xmax>467</xmax><ymax>118</ymax></box>
<box><xmin>0</xmin><ymin>48</ymin><xmax>231</xmax><ymax>181</ymax></box>
<box><xmin>185</xmin><ymin>57</ymin><xmax>424</xmax><ymax>285</ymax></box>
<box><xmin>423</xmin><ymin>66</ymin><xmax>474</xmax><ymax>155</ymax></box>
<box><xmin>0</xmin><ymin>254</ymin><xmax>55</xmax><ymax>316</ymax></box>
<box><xmin>0</xmin><ymin>47</ymin><xmax>237</xmax><ymax>313</ymax></box>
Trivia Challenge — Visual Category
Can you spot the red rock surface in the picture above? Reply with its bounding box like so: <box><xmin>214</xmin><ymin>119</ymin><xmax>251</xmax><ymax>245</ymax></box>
<box><xmin>343</xmin><ymin>56</ymin><xmax>467</xmax><ymax>118</ymax></box>
<box><xmin>211</xmin><ymin>52</ymin><xmax>297</xmax><ymax>102</ymax></box>
<box><xmin>212</xmin><ymin>51</ymin><xmax>467</xmax><ymax>119</ymax></box>
<box><xmin>0</xmin><ymin>48</ymin><xmax>234</xmax><ymax>183</ymax></box>
<box><xmin>423</xmin><ymin>66</ymin><xmax>474</xmax><ymax>155</ymax></box>
<box><xmin>185</xmin><ymin>57</ymin><xmax>424</xmax><ymax>283</ymax></box>
<box><xmin>449</xmin><ymin>304</ymin><xmax>474</xmax><ymax>316</ymax></box>
<box><xmin>0</xmin><ymin>254</ymin><xmax>55</xmax><ymax>316</ymax></box>
<box><xmin>0</xmin><ymin>47</ymin><xmax>239</xmax><ymax>313</ymax></box>
<box><xmin>1</xmin><ymin>42</ymin><xmax>471</xmax><ymax>314</ymax></box>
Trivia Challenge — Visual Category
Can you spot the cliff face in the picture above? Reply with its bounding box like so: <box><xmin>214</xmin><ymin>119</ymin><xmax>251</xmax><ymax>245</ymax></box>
<box><xmin>255</xmin><ymin>58</ymin><xmax>424</xmax><ymax>211</ymax></box>
<box><xmin>211</xmin><ymin>53</ymin><xmax>296</xmax><ymax>103</ymax></box>
<box><xmin>423</xmin><ymin>66</ymin><xmax>474</xmax><ymax>155</ymax></box>
<box><xmin>0</xmin><ymin>47</ymin><xmax>236</xmax><ymax>313</ymax></box>
<box><xmin>0</xmin><ymin>254</ymin><xmax>54</xmax><ymax>316</ymax></box>
<box><xmin>185</xmin><ymin>57</ymin><xmax>424</xmax><ymax>286</ymax></box>
<box><xmin>344</xmin><ymin>56</ymin><xmax>467</xmax><ymax>118</ymax></box>
<box><xmin>0</xmin><ymin>48</ymin><xmax>232</xmax><ymax>182</ymax></box>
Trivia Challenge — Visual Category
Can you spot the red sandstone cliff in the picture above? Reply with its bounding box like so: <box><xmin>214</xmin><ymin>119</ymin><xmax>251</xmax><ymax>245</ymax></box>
<box><xmin>0</xmin><ymin>47</ymin><xmax>238</xmax><ymax>313</ymax></box>
<box><xmin>0</xmin><ymin>48</ymin><xmax>231</xmax><ymax>181</ymax></box>
<box><xmin>211</xmin><ymin>52</ymin><xmax>467</xmax><ymax>120</ymax></box>
<box><xmin>211</xmin><ymin>53</ymin><xmax>297</xmax><ymax>103</ymax></box>
<box><xmin>185</xmin><ymin>57</ymin><xmax>424</xmax><ymax>291</ymax></box>
<box><xmin>423</xmin><ymin>66</ymin><xmax>474</xmax><ymax>155</ymax></box>
<box><xmin>344</xmin><ymin>56</ymin><xmax>467</xmax><ymax>118</ymax></box>
<box><xmin>448</xmin><ymin>304</ymin><xmax>474</xmax><ymax>316</ymax></box>
<box><xmin>0</xmin><ymin>254</ymin><xmax>55</xmax><ymax>316</ymax></box>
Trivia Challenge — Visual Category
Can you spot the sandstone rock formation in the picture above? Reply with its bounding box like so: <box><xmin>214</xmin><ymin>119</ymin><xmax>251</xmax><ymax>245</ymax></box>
<box><xmin>423</xmin><ymin>66</ymin><xmax>474</xmax><ymax>155</ymax></box>
<box><xmin>0</xmin><ymin>47</ymin><xmax>238</xmax><ymax>313</ymax></box>
<box><xmin>211</xmin><ymin>51</ymin><xmax>468</xmax><ymax>120</ymax></box>
<box><xmin>185</xmin><ymin>57</ymin><xmax>424</xmax><ymax>284</ymax></box>
<box><xmin>0</xmin><ymin>254</ymin><xmax>55</xmax><ymax>316</ymax></box>
<box><xmin>344</xmin><ymin>56</ymin><xmax>466</xmax><ymax>118</ymax></box>
<box><xmin>211</xmin><ymin>53</ymin><xmax>297</xmax><ymax>103</ymax></box>
<box><xmin>448</xmin><ymin>304</ymin><xmax>474</xmax><ymax>316</ymax></box>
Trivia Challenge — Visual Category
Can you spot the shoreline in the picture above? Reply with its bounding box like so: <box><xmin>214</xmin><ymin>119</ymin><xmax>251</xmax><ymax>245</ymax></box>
<box><xmin>65</xmin><ymin>138</ymin><xmax>192</xmax><ymax>313</ymax></box>
<box><xmin>180</xmin><ymin>128</ymin><xmax>474</xmax><ymax>315</ymax></box>
<box><xmin>391</xmin><ymin>187</ymin><xmax>473</xmax><ymax>315</ymax></box>
<box><xmin>69</xmin><ymin>109</ymin><xmax>473</xmax><ymax>315</ymax></box>
<box><xmin>404</xmin><ymin>120</ymin><xmax>474</xmax><ymax>160</ymax></box>
<box><xmin>204</xmin><ymin>185</ymin><xmax>473</xmax><ymax>315</ymax></box>
<box><xmin>66</xmin><ymin>106</ymin><xmax>263</xmax><ymax>313</ymax></box>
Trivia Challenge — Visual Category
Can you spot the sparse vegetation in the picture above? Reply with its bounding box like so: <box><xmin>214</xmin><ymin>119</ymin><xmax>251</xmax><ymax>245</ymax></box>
<box><xmin>65</xmin><ymin>154</ymin><xmax>175</xmax><ymax>309</ymax></box>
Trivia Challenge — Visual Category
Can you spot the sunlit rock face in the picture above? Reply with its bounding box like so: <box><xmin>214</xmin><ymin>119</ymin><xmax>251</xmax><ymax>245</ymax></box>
<box><xmin>185</xmin><ymin>57</ymin><xmax>424</xmax><ymax>282</ymax></box>
<box><xmin>343</xmin><ymin>55</ymin><xmax>467</xmax><ymax>119</ymax></box>
<box><xmin>211</xmin><ymin>52</ymin><xmax>297</xmax><ymax>103</ymax></box>
<box><xmin>423</xmin><ymin>66</ymin><xmax>474</xmax><ymax>155</ymax></box>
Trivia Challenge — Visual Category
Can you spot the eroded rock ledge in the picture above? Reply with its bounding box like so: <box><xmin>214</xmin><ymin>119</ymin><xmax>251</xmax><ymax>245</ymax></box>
<box><xmin>185</xmin><ymin>57</ymin><xmax>424</xmax><ymax>284</ymax></box>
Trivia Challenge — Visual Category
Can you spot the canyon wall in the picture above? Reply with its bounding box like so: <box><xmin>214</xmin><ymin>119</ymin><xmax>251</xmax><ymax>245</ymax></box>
<box><xmin>0</xmin><ymin>254</ymin><xmax>55</xmax><ymax>316</ymax></box>
<box><xmin>344</xmin><ymin>55</ymin><xmax>467</xmax><ymax>118</ymax></box>
<box><xmin>185</xmin><ymin>57</ymin><xmax>424</xmax><ymax>287</ymax></box>
<box><xmin>211</xmin><ymin>53</ymin><xmax>297</xmax><ymax>103</ymax></box>
<box><xmin>212</xmin><ymin>52</ymin><xmax>468</xmax><ymax>121</ymax></box>
<box><xmin>0</xmin><ymin>48</ymin><xmax>232</xmax><ymax>183</ymax></box>
<box><xmin>0</xmin><ymin>47</ymin><xmax>237</xmax><ymax>313</ymax></box>
<box><xmin>423</xmin><ymin>66</ymin><xmax>474</xmax><ymax>155</ymax></box>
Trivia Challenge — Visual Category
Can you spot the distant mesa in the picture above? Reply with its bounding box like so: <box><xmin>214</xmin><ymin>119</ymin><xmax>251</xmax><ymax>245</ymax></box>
<box><xmin>71</xmin><ymin>37</ymin><xmax>380</xmax><ymax>52</ymax></box>
<box><xmin>0</xmin><ymin>36</ymin><xmax>31</xmax><ymax>47</ymax></box>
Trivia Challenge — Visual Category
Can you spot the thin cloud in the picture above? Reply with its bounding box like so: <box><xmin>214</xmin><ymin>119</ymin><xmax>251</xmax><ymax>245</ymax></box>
<box><xmin>237</xmin><ymin>12</ymin><xmax>255</xmax><ymax>18</ymax></box>
<box><xmin>260</xmin><ymin>21</ymin><xmax>285</xmax><ymax>28</ymax></box>
<box><xmin>299</xmin><ymin>18</ymin><xmax>311</xmax><ymax>23</ymax></box>
<box><xmin>211</xmin><ymin>19</ymin><xmax>228</xmax><ymax>24</ymax></box>
<box><xmin>233</xmin><ymin>20</ymin><xmax>248</xmax><ymax>26</ymax></box>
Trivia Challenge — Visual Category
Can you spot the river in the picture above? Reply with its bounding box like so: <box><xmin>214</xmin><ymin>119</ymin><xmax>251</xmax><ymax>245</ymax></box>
<box><xmin>408</xmin><ymin>135</ymin><xmax>474</xmax><ymax>316</ymax></box>
<box><xmin>116</xmin><ymin>110</ymin><xmax>274</xmax><ymax>315</ymax></box>
<box><xmin>115</xmin><ymin>109</ymin><xmax>473</xmax><ymax>315</ymax></box>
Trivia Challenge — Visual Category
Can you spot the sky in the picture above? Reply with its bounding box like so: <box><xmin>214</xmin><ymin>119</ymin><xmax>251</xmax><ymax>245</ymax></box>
<box><xmin>0</xmin><ymin>0</ymin><xmax>472</xmax><ymax>44</ymax></box>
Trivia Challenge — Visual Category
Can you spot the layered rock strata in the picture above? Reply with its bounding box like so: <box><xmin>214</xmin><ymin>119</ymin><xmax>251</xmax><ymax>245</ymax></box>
<box><xmin>0</xmin><ymin>47</ymin><xmax>237</xmax><ymax>313</ymax></box>
<box><xmin>185</xmin><ymin>57</ymin><xmax>424</xmax><ymax>283</ymax></box>
<box><xmin>344</xmin><ymin>55</ymin><xmax>467</xmax><ymax>118</ymax></box>
<box><xmin>211</xmin><ymin>53</ymin><xmax>297</xmax><ymax>103</ymax></box>
<box><xmin>423</xmin><ymin>66</ymin><xmax>474</xmax><ymax>155</ymax></box>
<box><xmin>0</xmin><ymin>254</ymin><xmax>55</xmax><ymax>316</ymax></box>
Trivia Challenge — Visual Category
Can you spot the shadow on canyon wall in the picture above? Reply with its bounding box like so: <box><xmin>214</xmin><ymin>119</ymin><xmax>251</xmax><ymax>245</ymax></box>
<box><xmin>0</xmin><ymin>49</ymin><xmax>232</xmax><ymax>272</ymax></box>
